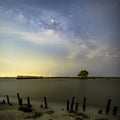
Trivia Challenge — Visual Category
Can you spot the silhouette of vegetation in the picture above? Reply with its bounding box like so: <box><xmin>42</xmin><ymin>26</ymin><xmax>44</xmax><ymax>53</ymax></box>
<box><xmin>78</xmin><ymin>70</ymin><xmax>89</xmax><ymax>78</ymax></box>
<box><xmin>16</xmin><ymin>76</ymin><xmax>43</xmax><ymax>79</ymax></box>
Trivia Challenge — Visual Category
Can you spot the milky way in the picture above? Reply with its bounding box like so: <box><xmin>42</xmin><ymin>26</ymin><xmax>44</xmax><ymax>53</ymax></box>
<box><xmin>0</xmin><ymin>0</ymin><xmax>120</xmax><ymax>76</ymax></box>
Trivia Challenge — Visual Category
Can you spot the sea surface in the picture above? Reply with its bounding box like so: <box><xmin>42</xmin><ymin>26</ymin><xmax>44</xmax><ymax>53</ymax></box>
<box><xmin>0</xmin><ymin>78</ymin><xmax>120</xmax><ymax>109</ymax></box>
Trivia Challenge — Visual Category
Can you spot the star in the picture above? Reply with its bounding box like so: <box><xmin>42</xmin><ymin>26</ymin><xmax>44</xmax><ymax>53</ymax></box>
<box><xmin>51</xmin><ymin>19</ymin><xmax>55</xmax><ymax>23</ymax></box>
<box><xmin>105</xmin><ymin>54</ymin><xmax>109</xmax><ymax>57</ymax></box>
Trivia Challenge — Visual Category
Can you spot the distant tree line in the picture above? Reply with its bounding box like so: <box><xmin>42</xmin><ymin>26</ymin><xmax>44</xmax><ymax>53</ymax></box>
<box><xmin>17</xmin><ymin>76</ymin><xmax>43</xmax><ymax>79</ymax></box>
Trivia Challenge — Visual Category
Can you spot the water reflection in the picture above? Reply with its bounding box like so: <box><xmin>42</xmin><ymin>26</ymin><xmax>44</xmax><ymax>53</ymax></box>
<box><xmin>0</xmin><ymin>78</ymin><xmax>120</xmax><ymax>108</ymax></box>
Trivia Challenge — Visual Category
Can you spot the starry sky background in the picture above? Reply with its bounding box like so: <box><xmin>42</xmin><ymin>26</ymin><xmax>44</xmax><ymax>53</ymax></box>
<box><xmin>0</xmin><ymin>0</ymin><xmax>120</xmax><ymax>77</ymax></box>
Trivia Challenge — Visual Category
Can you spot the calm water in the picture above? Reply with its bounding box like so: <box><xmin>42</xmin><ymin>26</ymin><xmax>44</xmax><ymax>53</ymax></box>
<box><xmin>0</xmin><ymin>78</ymin><xmax>120</xmax><ymax>108</ymax></box>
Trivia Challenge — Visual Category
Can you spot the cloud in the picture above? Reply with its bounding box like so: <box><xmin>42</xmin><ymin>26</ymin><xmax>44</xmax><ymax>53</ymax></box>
<box><xmin>67</xmin><ymin>40</ymin><xmax>87</xmax><ymax>59</ymax></box>
<box><xmin>16</xmin><ymin>12</ymin><xmax>26</xmax><ymax>23</ymax></box>
<box><xmin>0</xmin><ymin>22</ymin><xmax>109</xmax><ymax>61</ymax></box>
<box><xmin>0</xmin><ymin>5</ymin><xmax>71</xmax><ymax>35</ymax></box>
<box><xmin>22</xmin><ymin>29</ymin><xmax>63</xmax><ymax>45</ymax></box>
<box><xmin>1</xmin><ymin>14</ymin><xmax>111</xmax><ymax>63</ymax></box>
<box><xmin>0</xmin><ymin>5</ymin><xmax>88</xmax><ymax>59</ymax></box>
<box><xmin>0</xmin><ymin>1</ymin><xmax>120</xmax><ymax>76</ymax></box>
<box><xmin>85</xmin><ymin>40</ymin><xmax>108</xmax><ymax>59</ymax></box>
<box><xmin>0</xmin><ymin>24</ymin><xmax>89</xmax><ymax>60</ymax></box>
<box><xmin>0</xmin><ymin>7</ymin><xmax>26</xmax><ymax>24</ymax></box>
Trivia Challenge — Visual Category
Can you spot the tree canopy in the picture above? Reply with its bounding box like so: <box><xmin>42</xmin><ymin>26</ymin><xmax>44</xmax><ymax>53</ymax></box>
<box><xmin>78</xmin><ymin>70</ymin><xmax>89</xmax><ymax>78</ymax></box>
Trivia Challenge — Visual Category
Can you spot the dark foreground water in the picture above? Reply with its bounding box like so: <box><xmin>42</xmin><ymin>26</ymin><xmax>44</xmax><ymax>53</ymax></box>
<box><xmin>0</xmin><ymin>78</ymin><xmax>120</xmax><ymax>108</ymax></box>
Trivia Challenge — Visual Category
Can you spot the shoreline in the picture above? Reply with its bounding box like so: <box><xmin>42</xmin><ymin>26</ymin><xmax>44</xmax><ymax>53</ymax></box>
<box><xmin>0</xmin><ymin>104</ymin><xmax>120</xmax><ymax>120</ymax></box>
<box><xmin>0</xmin><ymin>76</ymin><xmax>120</xmax><ymax>80</ymax></box>
<box><xmin>0</xmin><ymin>100</ymin><xmax>119</xmax><ymax>120</ymax></box>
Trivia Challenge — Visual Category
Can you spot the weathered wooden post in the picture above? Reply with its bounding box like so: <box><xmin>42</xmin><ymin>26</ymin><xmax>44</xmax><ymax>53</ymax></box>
<box><xmin>83</xmin><ymin>97</ymin><xmax>86</xmax><ymax>111</ymax></box>
<box><xmin>67</xmin><ymin>99</ymin><xmax>69</xmax><ymax>111</ymax></box>
<box><xmin>98</xmin><ymin>109</ymin><xmax>103</xmax><ymax>114</ymax></box>
<box><xmin>113</xmin><ymin>106</ymin><xmax>118</xmax><ymax>115</ymax></box>
<box><xmin>3</xmin><ymin>99</ymin><xmax>5</xmax><ymax>104</ymax></box>
<box><xmin>17</xmin><ymin>93</ymin><xmax>20</xmax><ymax>104</ymax></box>
<box><xmin>27</xmin><ymin>97</ymin><xmax>31</xmax><ymax>106</ymax></box>
<box><xmin>70</xmin><ymin>96</ymin><xmax>75</xmax><ymax>112</ymax></box>
<box><xmin>44</xmin><ymin>97</ymin><xmax>48</xmax><ymax>109</ymax></box>
<box><xmin>106</xmin><ymin>99</ymin><xmax>111</xmax><ymax>114</ymax></box>
<box><xmin>6</xmin><ymin>95</ymin><xmax>10</xmax><ymax>104</ymax></box>
<box><xmin>19</xmin><ymin>98</ymin><xmax>23</xmax><ymax>106</ymax></box>
<box><xmin>75</xmin><ymin>102</ymin><xmax>79</xmax><ymax>111</ymax></box>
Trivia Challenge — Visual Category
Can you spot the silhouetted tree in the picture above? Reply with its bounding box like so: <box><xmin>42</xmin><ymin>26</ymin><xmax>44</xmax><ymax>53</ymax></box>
<box><xmin>78</xmin><ymin>70</ymin><xmax>89</xmax><ymax>78</ymax></box>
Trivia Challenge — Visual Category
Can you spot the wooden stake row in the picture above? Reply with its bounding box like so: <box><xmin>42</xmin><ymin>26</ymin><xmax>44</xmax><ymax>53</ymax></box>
<box><xmin>0</xmin><ymin>94</ymin><xmax>118</xmax><ymax>115</ymax></box>
<box><xmin>67</xmin><ymin>97</ymin><xmax>86</xmax><ymax>113</ymax></box>
<box><xmin>66</xmin><ymin>97</ymin><xmax>118</xmax><ymax>116</ymax></box>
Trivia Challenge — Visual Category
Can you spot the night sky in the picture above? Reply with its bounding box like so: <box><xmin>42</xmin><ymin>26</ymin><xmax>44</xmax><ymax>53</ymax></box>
<box><xmin>0</xmin><ymin>0</ymin><xmax>120</xmax><ymax>77</ymax></box>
